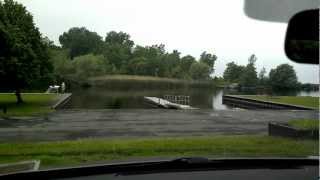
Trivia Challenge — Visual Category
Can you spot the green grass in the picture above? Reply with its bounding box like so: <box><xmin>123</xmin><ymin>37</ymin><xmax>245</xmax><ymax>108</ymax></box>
<box><xmin>0</xmin><ymin>135</ymin><xmax>317</xmax><ymax>169</ymax></box>
<box><xmin>288</xmin><ymin>119</ymin><xmax>319</xmax><ymax>130</ymax></box>
<box><xmin>239</xmin><ymin>95</ymin><xmax>319</xmax><ymax>109</ymax></box>
<box><xmin>0</xmin><ymin>93</ymin><xmax>58</xmax><ymax>117</ymax></box>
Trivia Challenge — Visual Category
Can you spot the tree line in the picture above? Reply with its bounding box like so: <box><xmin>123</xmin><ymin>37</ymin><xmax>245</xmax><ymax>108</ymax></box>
<box><xmin>51</xmin><ymin>27</ymin><xmax>217</xmax><ymax>81</ymax></box>
<box><xmin>223</xmin><ymin>55</ymin><xmax>301</xmax><ymax>90</ymax></box>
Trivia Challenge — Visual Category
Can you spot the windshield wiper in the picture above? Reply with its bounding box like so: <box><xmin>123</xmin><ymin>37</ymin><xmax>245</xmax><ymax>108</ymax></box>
<box><xmin>0</xmin><ymin>157</ymin><xmax>318</xmax><ymax>179</ymax></box>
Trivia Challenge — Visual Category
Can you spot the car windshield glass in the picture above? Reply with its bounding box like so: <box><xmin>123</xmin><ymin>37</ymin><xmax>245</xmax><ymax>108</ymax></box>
<box><xmin>0</xmin><ymin>0</ymin><xmax>318</xmax><ymax>172</ymax></box>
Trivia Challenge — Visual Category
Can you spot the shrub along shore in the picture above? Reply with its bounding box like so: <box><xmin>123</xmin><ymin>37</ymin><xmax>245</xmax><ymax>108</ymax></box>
<box><xmin>66</xmin><ymin>75</ymin><xmax>216</xmax><ymax>89</ymax></box>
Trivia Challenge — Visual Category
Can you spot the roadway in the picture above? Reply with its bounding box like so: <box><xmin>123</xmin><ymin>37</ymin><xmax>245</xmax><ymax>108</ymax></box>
<box><xmin>0</xmin><ymin>109</ymin><xmax>317</xmax><ymax>142</ymax></box>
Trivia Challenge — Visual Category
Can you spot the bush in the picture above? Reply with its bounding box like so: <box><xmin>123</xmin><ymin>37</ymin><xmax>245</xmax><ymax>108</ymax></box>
<box><xmin>50</xmin><ymin>49</ymin><xmax>74</xmax><ymax>78</ymax></box>
<box><xmin>72</xmin><ymin>54</ymin><xmax>107</xmax><ymax>79</ymax></box>
<box><xmin>189</xmin><ymin>62</ymin><xmax>210</xmax><ymax>80</ymax></box>
<box><xmin>50</xmin><ymin>50</ymin><xmax>119</xmax><ymax>81</ymax></box>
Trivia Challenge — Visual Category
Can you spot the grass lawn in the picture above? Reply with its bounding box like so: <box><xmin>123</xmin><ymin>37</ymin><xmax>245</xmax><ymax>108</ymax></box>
<box><xmin>0</xmin><ymin>135</ymin><xmax>317</xmax><ymax>169</ymax></box>
<box><xmin>239</xmin><ymin>95</ymin><xmax>319</xmax><ymax>109</ymax></box>
<box><xmin>0</xmin><ymin>93</ymin><xmax>58</xmax><ymax>117</ymax></box>
<box><xmin>288</xmin><ymin>119</ymin><xmax>319</xmax><ymax>130</ymax></box>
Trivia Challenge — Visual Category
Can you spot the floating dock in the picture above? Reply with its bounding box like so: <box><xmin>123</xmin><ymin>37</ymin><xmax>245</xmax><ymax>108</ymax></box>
<box><xmin>144</xmin><ymin>96</ymin><xmax>197</xmax><ymax>110</ymax></box>
<box><xmin>52</xmin><ymin>93</ymin><xmax>72</xmax><ymax>109</ymax></box>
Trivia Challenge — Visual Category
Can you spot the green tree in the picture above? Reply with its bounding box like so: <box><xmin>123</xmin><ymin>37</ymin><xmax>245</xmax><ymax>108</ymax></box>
<box><xmin>239</xmin><ymin>54</ymin><xmax>258</xmax><ymax>87</ymax></box>
<box><xmin>59</xmin><ymin>27</ymin><xmax>103</xmax><ymax>59</ymax></box>
<box><xmin>127</xmin><ymin>57</ymin><xmax>148</xmax><ymax>75</ymax></box>
<box><xmin>0</xmin><ymin>0</ymin><xmax>53</xmax><ymax>103</ymax></box>
<box><xmin>269</xmin><ymin>64</ymin><xmax>299</xmax><ymax>90</ymax></box>
<box><xmin>258</xmin><ymin>67</ymin><xmax>268</xmax><ymax>86</ymax></box>
<box><xmin>105</xmin><ymin>31</ymin><xmax>134</xmax><ymax>47</ymax></box>
<box><xmin>103</xmin><ymin>31</ymin><xmax>134</xmax><ymax>73</ymax></box>
<box><xmin>189</xmin><ymin>62</ymin><xmax>210</xmax><ymax>80</ymax></box>
<box><xmin>72</xmin><ymin>54</ymin><xmax>106</xmax><ymax>80</ymax></box>
<box><xmin>42</xmin><ymin>36</ymin><xmax>58</xmax><ymax>49</ymax></box>
<box><xmin>223</xmin><ymin>62</ymin><xmax>245</xmax><ymax>82</ymax></box>
<box><xmin>131</xmin><ymin>44</ymin><xmax>166</xmax><ymax>76</ymax></box>
<box><xmin>49</xmin><ymin>49</ymin><xmax>74</xmax><ymax>78</ymax></box>
<box><xmin>199</xmin><ymin>51</ymin><xmax>217</xmax><ymax>74</ymax></box>
<box><xmin>181</xmin><ymin>55</ymin><xmax>196</xmax><ymax>72</ymax></box>
<box><xmin>180</xmin><ymin>55</ymin><xmax>196</xmax><ymax>79</ymax></box>
<box><xmin>164</xmin><ymin>50</ymin><xmax>181</xmax><ymax>78</ymax></box>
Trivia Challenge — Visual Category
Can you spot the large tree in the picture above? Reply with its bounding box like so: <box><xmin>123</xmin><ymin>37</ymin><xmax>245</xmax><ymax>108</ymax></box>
<box><xmin>189</xmin><ymin>62</ymin><xmax>211</xmax><ymax>80</ymax></box>
<box><xmin>0</xmin><ymin>0</ymin><xmax>52</xmax><ymax>103</ymax></box>
<box><xmin>127</xmin><ymin>57</ymin><xmax>148</xmax><ymax>75</ymax></box>
<box><xmin>164</xmin><ymin>50</ymin><xmax>181</xmax><ymax>78</ymax></box>
<box><xmin>103</xmin><ymin>31</ymin><xmax>134</xmax><ymax>73</ymax></box>
<box><xmin>59</xmin><ymin>27</ymin><xmax>103</xmax><ymax>59</ymax></box>
<box><xmin>131</xmin><ymin>44</ymin><xmax>165</xmax><ymax>76</ymax></box>
<box><xmin>199</xmin><ymin>51</ymin><xmax>217</xmax><ymax>74</ymax></box>
<box><xmin>105</xmin><ymin>31</ymin><xmax>134</xmax><ymax>47</ymax></box>
<box><xmin>180</xmin><ymin>55</ymin><xmax>196</xmax><ymax>79</ymax></box>
<box><xmin>223</xmin><ymin>62</ymin><xmax>245</xmax><ymax>82</ymax></box>
<box><xmin>258</xmin><ymin>67</ymin><xmax>268</xmax><ymax>86</ymax></box>
<box><xmin>269</xmin><ymin>64</ymin><xmax>299</xmax><ymax>90</ymax></box>
<box><xmin>181</xmin><ymin>55</ymin><xmax>196</xmax><ymax>72</ymax></box>
<box><xmin>239</xmin><ymin>54</ymin><xmax>258</xmax><ymax>87</ymax></box>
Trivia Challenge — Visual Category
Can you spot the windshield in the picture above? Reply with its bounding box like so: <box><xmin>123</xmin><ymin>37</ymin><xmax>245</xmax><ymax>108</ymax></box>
<box><xmin>0</xmin><ymin>0</ymin><xmax>318</xmax><ymax>172</ymax></box>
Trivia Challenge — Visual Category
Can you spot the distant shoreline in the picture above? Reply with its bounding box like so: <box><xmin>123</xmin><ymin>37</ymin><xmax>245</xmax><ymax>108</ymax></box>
<box><xmin>67</xmin><ymin>75</ymin><xmax>218</xmax><ymax>89</ymax></box>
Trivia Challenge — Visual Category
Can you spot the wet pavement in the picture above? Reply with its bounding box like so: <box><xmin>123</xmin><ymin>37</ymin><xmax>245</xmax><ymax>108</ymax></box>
<box><xmin>0</xmin><ymin>109</ymin><xmax>318</xmax><ymax>142</ymax></box>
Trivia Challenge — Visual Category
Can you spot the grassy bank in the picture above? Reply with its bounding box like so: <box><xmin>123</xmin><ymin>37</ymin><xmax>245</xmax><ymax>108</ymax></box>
<box><xmin>240</xmin><ymin>95</ymin><xmax>319</xmax><ymax>109</ymax></box>
<box><xmin>73</xmin><ymin>75</ymin><xmax>216</xmax><ymax>89</ymax></box>
<box><xmin>0</xmin><ymin>135</ymin><xmax>317</xmax><ymax>169</ymax></box>
<box><xmin>288</xmin><ymin>119</ymin><xmax>319</xmax><ymax>130</ymax></box>
<box><xmin>0</xmin><ymin>93</ymin><xmax>58</xmax><ymax>117</ymax></box>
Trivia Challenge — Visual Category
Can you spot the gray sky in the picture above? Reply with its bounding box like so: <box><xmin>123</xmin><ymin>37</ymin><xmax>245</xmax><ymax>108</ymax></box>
<box><xmin>17</xmin><ymin>0</ymin><xmax>319</xmax><ymax>83</ymax></box>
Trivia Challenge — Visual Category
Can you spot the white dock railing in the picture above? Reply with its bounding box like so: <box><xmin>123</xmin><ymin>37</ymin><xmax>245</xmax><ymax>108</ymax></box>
<box><xmin>163</xmin><ymin>95</ymin><xmax>190</xmax><ymax>105</ymax></box>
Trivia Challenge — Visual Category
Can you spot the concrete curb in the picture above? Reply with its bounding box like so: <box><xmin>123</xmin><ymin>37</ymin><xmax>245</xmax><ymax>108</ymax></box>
<box><xmin>0</xmin><ymin>160</ymin><xmax>40</xmax><ymax>175</ymax></box>
<box><xmin>268</xmin><ymin>122</ymin><xmax>319</xmax><ymax>139</ymax></box>
<box><xmin>223</xmin><ymin>95</ymin><xmax>316</xmax><ymax>110</ymax></box>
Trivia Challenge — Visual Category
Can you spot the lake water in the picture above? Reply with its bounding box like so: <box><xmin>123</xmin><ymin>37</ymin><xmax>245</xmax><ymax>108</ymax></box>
<box><xmin>65</xmin><ymin>86</ymin><xmax>319</xmax><ymax>110</ymax></box>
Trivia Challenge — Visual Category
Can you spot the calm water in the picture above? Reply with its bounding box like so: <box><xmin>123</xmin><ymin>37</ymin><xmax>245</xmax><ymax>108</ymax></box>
<box><xmin>298</xmin><ymin>91</ymin><xmax>319</xmax><ymax>97</ymax></box>
<box><xmin>66</xmin><ymin>87</ymin><xmax>231</xmax><ymax>110</ymax></box>
<box><xmin>65</xmin><ymin>87</ymin><xmax>319</xmax><ymax>110</ymax></box>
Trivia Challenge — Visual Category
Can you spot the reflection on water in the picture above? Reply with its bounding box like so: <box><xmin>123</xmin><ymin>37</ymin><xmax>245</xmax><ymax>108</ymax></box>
<box><xmin>65</xmin><ymin>86</ymin><xmax>319</xmax><ymax>110</ymax></box>
<box><xmin>66</xmin><ymin>87</ymin><xmax>231</xmax><ymax>109</ymax></box>
<box><xmin>298</xmin><ymin>91</ymin><xmax>319</xmax><ymax>97</ymax></box>
<box><xmin>212</xmin><ymin>90</ymin><xmax>229</xmax><ymax>110</ymax></box>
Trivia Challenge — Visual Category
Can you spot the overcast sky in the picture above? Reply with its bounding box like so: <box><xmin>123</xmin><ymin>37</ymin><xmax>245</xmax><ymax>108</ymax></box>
<box><xmin>16</xmin><ymin>0</ymin><xmax>319</xmax><ymax>83</ymax></box>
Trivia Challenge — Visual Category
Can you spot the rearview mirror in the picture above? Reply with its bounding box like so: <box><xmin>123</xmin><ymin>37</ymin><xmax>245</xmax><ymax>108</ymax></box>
<box><xmin>244</xmin><ymin>0</ymin><xmax>318</xmax><ymax>23</ymax></box>
<box><xmin>285</xmin><ymin>9</ymin><xmax>319</xmax><ymax>64</ymax></box>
